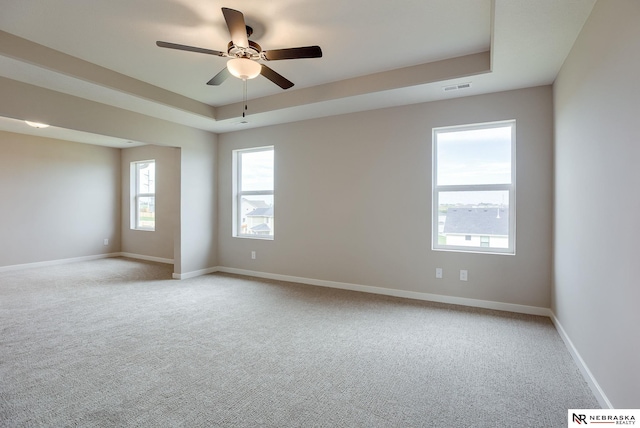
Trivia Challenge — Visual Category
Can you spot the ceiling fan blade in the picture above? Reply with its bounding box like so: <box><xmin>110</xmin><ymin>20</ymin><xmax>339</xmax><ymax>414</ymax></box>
<box><xmin>263</xmin><ymin>46</ymin><xmax>323</xmax><ymax>61</ymax></box>
<box><xmin>156</xmin><ymin>41</ymin><xmax>225</xmax><ymax>56</ymax></box>
<box><xmin>260</xmin><ymin>64</ymin><xmax>294</xmax><ymax>90</ymax></box>
<box><xmin>222</xmin><ymin>7</ymin><xmax>249</xmax><ymax>48</ymax></box>
<box><xmin>207</xmin><ymin>67</ymin><xmax>231</xmax><ymax>86</ymax></box>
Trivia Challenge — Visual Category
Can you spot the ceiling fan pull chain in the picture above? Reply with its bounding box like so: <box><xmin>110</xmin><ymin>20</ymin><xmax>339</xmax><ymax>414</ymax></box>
<box><xmin>242</xmin><ymin>78</ymin><xmax>248</xmax><ymax>118</ymax></box>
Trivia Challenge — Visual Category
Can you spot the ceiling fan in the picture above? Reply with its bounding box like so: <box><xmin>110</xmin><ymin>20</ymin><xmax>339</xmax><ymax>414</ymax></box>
<box><xmin>156</xmin><ymin>7</ymin><xmax>322</xmax><ymax>90</ymax></box>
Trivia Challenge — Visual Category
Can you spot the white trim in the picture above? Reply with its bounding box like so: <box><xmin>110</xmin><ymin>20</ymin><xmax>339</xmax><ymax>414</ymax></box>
<box><xmin>172</xmin><ymin>266</ymin><xmax>219</xmax><ymax>280</ymax></box>
<box><xmin>119</xmin><ymin>252</ymin><xmax>173</xmax><ymax>265</ymax></box>
<box><xmin>233</xmin><ymin>146</ymin><xmax>274</xmax><ymax>239</ymax></box>
<box><xmin>216</xmin><ymin>266</ymin><xmax>550</xmax><ymax>317</ymax></box>
<box><xmin>0</xmin><ymin>253</ymin><xmax>121</xmax><ymax>273</ymax></box>
<box><xmin>0</xmin><ymin>252</ymin><xmax>175</xmax><ymax>274</ymax></box>
<box><xmin>550</xmin><ymin>313</ymin><xmax>613</xmax><ymax>409</ymax></box>
<box><xmin>1</xmin><ymin>255</ymin><xmax>548</xmax><ymax>318</ymax></box>
<box><xmin>432</xmin><ymin>120</ymin><xmax>516</xmax><ymax>255</ymax></box>
<box><xmin>131</xmin><ymin>159</ymin><xmax>156</xmax><ymax>231</ymax></box>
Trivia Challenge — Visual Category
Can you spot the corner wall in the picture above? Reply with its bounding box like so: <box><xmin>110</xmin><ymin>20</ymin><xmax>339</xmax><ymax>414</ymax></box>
<box><xmin>553</xmin><ymin>0</ymin><xmax>640</xmax><ymax>408</ymax></box>
<box><xmin>218</xmin><ymin>86</ymin><xmax>554</xmax><ymax>309</ymax></box>
<box><xmin>174</xmin><ymin>139</ymin><xmax>218</xmax><ymax>277</ymax></box>
<box><xmin>0</xmin><ymin>131</ymin><xmax>121</xmax><ymax>267</ymax></box>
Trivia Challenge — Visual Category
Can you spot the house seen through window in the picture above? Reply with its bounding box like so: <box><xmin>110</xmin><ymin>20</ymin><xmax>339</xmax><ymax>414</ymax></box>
<box><xmin>233</xmin><ymin>147</ymin><xmax>274</xmax><ymax>239</ymax></box>
<box><xmin>131</xmin><ymin>160</ymin><xmax>155</xmax><ymax>231</ymax></box>
<box><xmin>432</xmin><ymin>121</ymin><xmax>515</xmax><ymax>254</ymax></box>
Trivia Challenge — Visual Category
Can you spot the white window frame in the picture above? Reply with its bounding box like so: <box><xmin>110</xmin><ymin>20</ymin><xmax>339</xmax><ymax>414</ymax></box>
<box><xmin>232</xmin><ymin>146</ymin><xmax>274</xmax><ymax>240</ymax></box>
<box><xmin>130</xmin><ymin>159</ymin><xmax>155</xmax><ymax>231</ymax></box>
<box><xmin>432</xmin><ymin>120</ymin><xmax>516</xmax><ymax>255</ymax></box>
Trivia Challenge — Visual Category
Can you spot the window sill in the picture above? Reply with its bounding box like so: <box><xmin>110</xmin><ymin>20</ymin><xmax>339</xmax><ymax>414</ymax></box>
<box><xmin>234</xmin><ymin>235</ymin><xmax>274</xmax><ymax>241</ymax></box>
<box><xmin>432</xmin><ymin>247</ymin><xmax>515</xmax><ymax>256</ymax></box>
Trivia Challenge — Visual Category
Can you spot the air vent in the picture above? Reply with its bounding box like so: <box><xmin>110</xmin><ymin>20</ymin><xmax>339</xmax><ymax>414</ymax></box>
<box><xmin>443</xmin><ymin>82</ymin><xmax>472</xmax><ymax>92</ymax></box>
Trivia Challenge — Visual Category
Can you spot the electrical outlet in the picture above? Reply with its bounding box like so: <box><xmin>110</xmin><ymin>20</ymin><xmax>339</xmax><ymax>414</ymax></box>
<box><xmin>103</xmin><ymin>238</ymin><xmax>109</xmax><ymax>246</ymax></box>
<box><xmin>460</xmin><ymin>270</ymin><xmax>468</xmax><ymax>281</ymax></box>
<box><xmin>251</xmin><ymin>251</ymin><xmax>256</xmax><ymax>260</ymax></box>
<box><xmin>435</xmin><ymin>268</ymin><xmax>443</xmax><ymax>279</ymax></box>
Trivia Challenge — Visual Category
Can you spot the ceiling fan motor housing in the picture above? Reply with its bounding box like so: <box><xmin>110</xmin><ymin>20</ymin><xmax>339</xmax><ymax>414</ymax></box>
<box><xmin>227</xmin><ymin>40</ymin><xmax>262</xmax><ymax>60</ymax></box>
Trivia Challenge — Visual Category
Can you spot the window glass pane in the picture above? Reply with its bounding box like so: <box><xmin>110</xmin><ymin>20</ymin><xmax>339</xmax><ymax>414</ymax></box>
<box><xmin>137</xmin><ymin>162</ymin><xmax>155</xmax><ymax>193</ymax></box>
<box><xmin>437</xmin><ymin>126</ymin><xmax>511</xmax><ymax>185</ymax></box>
<box><xmin>241</xmin><ymin>150</ymin><xmax>274</xmax><ymax>191</ymax></box>
<box><xmin>137</xmin><ymin>196</ymin><xmax>155</xmax><ymax>229</ymax></box>
<box><xmin>239</xmin><ymin>195</ymin><xmax>274</xmax><ymax>237</ymax></box>
<box><xmin>437</xmin><ymin>190</ymin><xmax>509</xmax><ymax>249</ymax></box>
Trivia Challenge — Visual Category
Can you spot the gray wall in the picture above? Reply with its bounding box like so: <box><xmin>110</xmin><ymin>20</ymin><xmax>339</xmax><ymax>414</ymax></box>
<box><xmin>175</xmin><ymin>139</ymin><xmax>218</xmax><ymax>276</ymax></box>
<box><xmin>0</xmin><ymin>78</ymin><xmax>219</xmax><ymax>277</ymax></box>
<box><xmin>121</xmin><ymin>145</ymin><xmax>180</xmax><ymax>262</ymax></box>
<box><xmin>553</xmin><ymin>0</ymin><xmax>639</xmax><ymax>408</ymax></box>
<box><xmin>0</xmin><ymin>131</ymin><xmax>120</xmax><ymax>267</ymax></box>
<box><xmin>218</xmin><ymin>86</ymin><xmax>554</xmax><ymax>308</ymax></box>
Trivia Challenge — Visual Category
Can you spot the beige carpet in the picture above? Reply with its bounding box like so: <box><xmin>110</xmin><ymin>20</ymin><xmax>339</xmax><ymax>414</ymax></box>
<box><xmin>0</xmin><ymin>257</ymin><xmax>599</xmax><ymax>427</ymax></box>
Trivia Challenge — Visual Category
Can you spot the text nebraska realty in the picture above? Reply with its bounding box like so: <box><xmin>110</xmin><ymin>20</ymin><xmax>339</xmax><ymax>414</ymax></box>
<box><xmin>574</xmin><ymin>413</ymin><xmax>636</xmax><ymax>424</ymax></box>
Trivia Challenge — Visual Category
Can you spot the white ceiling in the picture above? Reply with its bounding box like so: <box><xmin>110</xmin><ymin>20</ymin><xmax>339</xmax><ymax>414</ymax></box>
<box><xmin>0</xmin><ymin>0</ymin><xmax>596</xmax><ymax>145</ymax></box>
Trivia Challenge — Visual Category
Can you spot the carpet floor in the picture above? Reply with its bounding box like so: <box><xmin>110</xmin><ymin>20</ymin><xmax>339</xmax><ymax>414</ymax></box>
<box><xmin>0</xmin><ymin>258</ymin><xmax>599</xmax><ymax>427</ymax></box>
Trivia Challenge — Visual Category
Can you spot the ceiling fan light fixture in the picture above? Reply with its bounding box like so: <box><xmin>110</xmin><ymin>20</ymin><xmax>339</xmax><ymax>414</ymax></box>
<box><xmin>227</xmin><ymin>58</ymin><xmax>261</xmax><ymax>80</ymax></box>
<box><xmin>25</xmin><ymin>121</ymin><xmax>50</xmax><ymax>129</ymax></box>
<box><xmin>157</xmin><ymin>8</ymin><xmax>321</xmax><ymax>89</ymax></box>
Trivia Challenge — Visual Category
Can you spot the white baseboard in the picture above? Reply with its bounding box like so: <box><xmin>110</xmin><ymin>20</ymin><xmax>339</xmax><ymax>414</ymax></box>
<box><xmin>172</xmin><ymin>266</ymin><xmax>219</xmax><ymax>280</ymax></box>
<box><xmin>119</xmin><ymin>252</ymin><xmax>174</xmax><ymax>265</ymax></box>
<box><xmin>550</xmin><ymin>313</ymin><xmax>612</xmax><ymax>409</ymax></box>
<box><xmin>215</xmin><ymin>266</ymin><xmax>551</xmax><ymax>317</ymax></box>
<box><xmin>0</xmin><ymin>252</ymin><xmax>174</xmax><ymax>274</ymax></box>
<box><xmin>0</xmin><ymin>253</ymin><xmax>121</xmax><ymax>273</ymax></box>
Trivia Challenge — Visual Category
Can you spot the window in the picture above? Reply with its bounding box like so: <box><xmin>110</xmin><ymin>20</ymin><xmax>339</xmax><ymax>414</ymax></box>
<box><xmin>233</xmin><ymin>147</ymin><xmax>274</xmax><ymax>239</ymax></box>
<box><xmin>432</xmin><ymin>121</ymin><xmax>515</xmax><ymax>254</ymax></box>
<box><xmin>131</xmin><ymin>160</ymin><xmax>155</xmax><ymax>231</ymax></box>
